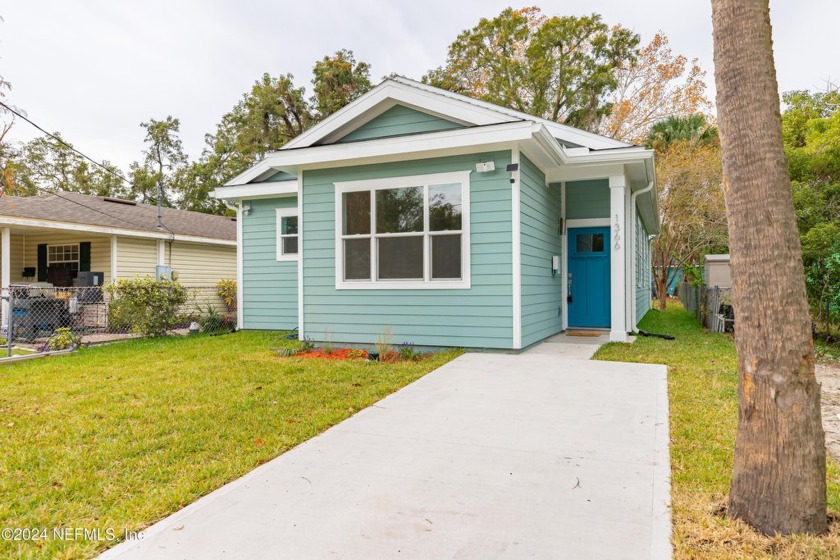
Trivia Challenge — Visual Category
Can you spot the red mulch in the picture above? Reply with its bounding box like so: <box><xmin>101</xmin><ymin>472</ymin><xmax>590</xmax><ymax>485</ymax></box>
<box><xmin>294</xmin><ymin>348</ymin><xmax>369</xmax><ymax>361</ymax></box>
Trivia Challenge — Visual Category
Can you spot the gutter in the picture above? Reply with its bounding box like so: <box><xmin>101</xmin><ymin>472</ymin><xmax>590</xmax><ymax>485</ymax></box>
<box><xmin>630</xmin><ymin>181</ymin><xmax>655</xmax><ymax>330</ymax></box>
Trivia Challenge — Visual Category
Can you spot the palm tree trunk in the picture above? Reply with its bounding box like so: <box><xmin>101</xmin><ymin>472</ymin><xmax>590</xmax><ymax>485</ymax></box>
<box><xmin>712</xmin><ymin>0</ymin><xmax>826</xmax><ymax>535</ymax></box>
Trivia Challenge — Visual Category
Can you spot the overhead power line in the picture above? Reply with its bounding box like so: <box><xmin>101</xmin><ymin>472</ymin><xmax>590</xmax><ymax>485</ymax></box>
<box><xmin>0</xmin><ymin>100</ymin><xmax>131</xmax><ymax>185</ymax></box>
<box><xmin>0</xmin><ymin>100</ymin><xmax>175</xmax><ymax>235</ymax></box>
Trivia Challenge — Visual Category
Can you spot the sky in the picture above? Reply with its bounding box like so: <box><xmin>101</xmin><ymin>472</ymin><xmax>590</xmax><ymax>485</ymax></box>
<box><xmin>1</xmin><ymin>0</ymin><xmax>837</xmax><ymax>172</ymax></box>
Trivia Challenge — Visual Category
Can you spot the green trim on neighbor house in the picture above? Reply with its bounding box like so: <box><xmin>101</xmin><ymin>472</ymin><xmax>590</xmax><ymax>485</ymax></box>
<box><xmin>335</xmin><ymin>105</ymin><xmax>465</xmax><ymax>144</ymax></box>
<box><xmin>565</xmin><ymin>179</ymin><xmax>610</xmax><ymax>220</ymax></box>
<box><xmin>520</xmin><ymin>155</ymin><xmax>564</xmax><ymax>347</ymax></box>
<box><xmin>241</xmin><ymin>197</ymin><xmax>298</xmax><ymax>330</ymax></box>
<box><xmin>301</xmin><ymin>151</ymin><xmax>514</xmax><ymax>348</ymax></box>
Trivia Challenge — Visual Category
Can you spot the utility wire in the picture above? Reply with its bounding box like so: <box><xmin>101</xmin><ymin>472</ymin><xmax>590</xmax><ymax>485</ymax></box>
<box><xmin>0</xmin><ymin>101</ymin><xmax>130</xmax><ymax>185</ymax></box>
<box><xmin>0</xmin><ymin>100</ymin><xmax>175</xmax><ymax>236</ymax></box>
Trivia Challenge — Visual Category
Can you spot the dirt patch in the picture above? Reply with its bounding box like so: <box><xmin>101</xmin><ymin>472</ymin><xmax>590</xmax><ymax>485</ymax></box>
<box><xmin>818</xmin><ymin>361</ymin><xmax>840</xmax><ymax>460</ymax></box>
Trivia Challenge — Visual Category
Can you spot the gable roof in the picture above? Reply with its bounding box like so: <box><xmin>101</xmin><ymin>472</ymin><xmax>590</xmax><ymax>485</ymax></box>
<box><xmin>283</xmin><ymin>77</ymin><xmax>631</xmax><ymax>152</ymax></box>
<box><xmin>0</xmin><ymin>192</ymin><xmax>236</xmax><ymax>243</ymax></box>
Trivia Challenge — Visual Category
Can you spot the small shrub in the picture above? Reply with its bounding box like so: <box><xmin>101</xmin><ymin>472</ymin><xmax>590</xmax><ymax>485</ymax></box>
<box><xmin>300</xmin><ymin>337</ymin><xmax>315</xmax><ymax>352</ymax></box>
<box><xmin>398</xmin><ymin>342</ymin><xmax>422</xmax><ymax>361</ymax></box>
<box><xmin>47</xmin><ymin>327</ymin><xmax>81</xmax><ymax>351</ymax></box>
<box><xmin>322</xmin><ymin>328</ymin><xmax>334</xmax><ymax>355</ymax></box>
<box><xmin>375</xmin><ymin>327</ymin><xmax>393</xmax><ymax>357</ymax></box>
<box><xmin>275</xmin><ymin>347</ymin><xmax>297</xmax><ymax>358</ymax></box>
<box><xmin>216</xmin><ymin>279</ymin><xmax>237</xmax><ymax>311</ymax></box>
<box><xmin>196</xmin><ymin>305</ymin><xmax>235</xmax><ymax>333</ymax></box>
<box><xmin>347</xmin><ymin>348</ymin><xmax>367</xmax><ymax>359</ymax></box>
<box><xmin>106</xmin><ymin>277</ymin><xmax>189</xmax><ymax>337</ymax></box>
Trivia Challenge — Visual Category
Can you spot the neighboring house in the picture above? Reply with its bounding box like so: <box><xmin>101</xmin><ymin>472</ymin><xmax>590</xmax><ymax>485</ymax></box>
<box><xmin>0</xmin><ymin>192</ymin><xmax>236</xmax><ymax>292</ymax></box>
<box><xmin>214</xmin><ymin>77</ymin><xmax>658</xmax><ymax>349</ymax></box>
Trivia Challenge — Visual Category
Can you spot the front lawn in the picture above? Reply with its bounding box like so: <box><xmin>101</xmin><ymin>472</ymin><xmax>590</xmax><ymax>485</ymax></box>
<box><xmin>595</xmin><ymin>302</ymin><xmax>840</xmax><ymax>559</ymax></box>
<box><xmin>0</xmin><ymin>332</ymin><xmax>460</xmax><ymax>559</ymax></box>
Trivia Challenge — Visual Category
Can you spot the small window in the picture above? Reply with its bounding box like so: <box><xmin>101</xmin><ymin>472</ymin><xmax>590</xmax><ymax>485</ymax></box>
<box><xmin>576</xmin><ymin>233</ymin><xmax>604</xmax><ymax>253</ymax></box>
<box><xmin>276</xmin><ymin>207</ymin><xmax>299</xmax><ymax>260</ymax></box>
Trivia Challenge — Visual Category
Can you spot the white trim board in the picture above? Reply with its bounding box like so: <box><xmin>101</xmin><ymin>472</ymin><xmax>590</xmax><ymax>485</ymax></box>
<box><xmin>566</xmin><ymin>218</ymin><xmax>610</xmax><ymax>228</ymax></box>
<box><xmin>0</xmin><ymin>216</ymin><xmax>236</xmax><ymax>247</ymax></box>
<box><xmin>511</xmin><ymin>147</ymin><xmax>522</xmax><ymax>350</ymax></box>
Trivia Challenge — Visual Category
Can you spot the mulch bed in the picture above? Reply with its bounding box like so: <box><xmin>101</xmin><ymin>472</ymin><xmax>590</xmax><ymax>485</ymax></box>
<box><xmin>293</xmin><ymin>349</ymin><xmax>406</xmax><ymax>362</ymax></box>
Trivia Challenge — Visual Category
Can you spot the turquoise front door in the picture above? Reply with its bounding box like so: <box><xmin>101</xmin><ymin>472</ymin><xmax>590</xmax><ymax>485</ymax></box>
<box><xmin>567</xmin><ymin>227</ymin><xmax>611</xmax><ymax>328</ymax></box>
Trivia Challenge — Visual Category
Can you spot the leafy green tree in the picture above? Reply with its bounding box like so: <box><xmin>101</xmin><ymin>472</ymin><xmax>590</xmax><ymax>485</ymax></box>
<box><xmin>311</xmin><ymin>49</ymin><xmax>371</xmax><ymax>121</ymax></box>
<box><xmin>11</xmin><ymin>135</ymin><xmax>129</xmax><ymax>197</ymax></box>
<box><xmin>782</xmin><ymin>89</ymin><xmax>840</xmax><ymax>333</ymax></box>
<box><xmin>423</xmin><ymin>7</ymin><xmax>639</xmax><ymax>131</ymax></box>
<box><xmin>646</xmin><ymin>114</ymin><xmax>718</xmax><ymax>150</ymax></box>
<box><xmin>129</xmin><ymin>116</ymin><xmax>187</xmax><ymax>205</ymax></box>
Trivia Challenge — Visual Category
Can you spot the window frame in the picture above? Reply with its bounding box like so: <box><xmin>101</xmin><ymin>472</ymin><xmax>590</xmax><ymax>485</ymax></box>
<box><xmin>48</xmin><ymin>243</ymin><xmax>80</xmax><ymax>267</ymax></box>
<box><xmin>334</xmin><ymin>171</ymin><xmax>472</xmax><ymax>290</ymax></box>
<box><xmin>275</xmin><ymin>207</ymin><xmax>300</xmax><ymax>261</ymax></box>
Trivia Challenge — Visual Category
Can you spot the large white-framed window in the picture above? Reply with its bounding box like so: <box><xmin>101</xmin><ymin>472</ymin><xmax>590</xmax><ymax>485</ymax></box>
<box><xmin>276</xmin><ymin>207</ymin><xmax>299</xmax><ymax>261</ymax></box>
<box><xmin>334</xmin><ymin>170</ymin><xmax>471</xmax><ymax>290</ymax></box>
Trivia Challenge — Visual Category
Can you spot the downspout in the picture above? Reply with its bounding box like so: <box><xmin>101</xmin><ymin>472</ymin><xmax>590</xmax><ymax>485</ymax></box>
<box><xmin>630</xmin><ymin>181</ymin><xmax>655</xmax><ymax>330</ymax></box>
<box><xmin>224</xmin><ymin>200</ymin><xmax>243</xmax><ymax>331</ymax></box>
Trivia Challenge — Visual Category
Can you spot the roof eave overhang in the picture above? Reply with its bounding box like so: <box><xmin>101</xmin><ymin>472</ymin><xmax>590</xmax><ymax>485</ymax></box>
<box><xmin>0</xmin><ymin>216</ymin><xmax>236</xmax><ymax>246</ymax></box>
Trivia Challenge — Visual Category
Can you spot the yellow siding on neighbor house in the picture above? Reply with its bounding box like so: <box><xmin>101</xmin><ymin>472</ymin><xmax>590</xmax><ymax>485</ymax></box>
<box><xmin>8</xmin><ymin>234</ymin><xmax>25</xmax><ymax>283</ymax></box>
<box><xmin>20</xmin><ymin>233</ymin><xmax>112</xmax><ymax>284</ymax></box>
<box><xmin>116</xmin><ymin>237</ymin><xmax>158</xmax><ymax>280</ymax></box>
<box><xmin>167</xmin><ymin>242</ymin><xmax>236</xmax><ymax>287</ymax></box>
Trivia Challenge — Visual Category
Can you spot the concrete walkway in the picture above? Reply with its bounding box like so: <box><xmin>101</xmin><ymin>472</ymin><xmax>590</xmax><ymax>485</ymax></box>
<box><xmin>100</xmin><ymin>340</ymin><xmax>670</xmax><ymax>560</ymax></box>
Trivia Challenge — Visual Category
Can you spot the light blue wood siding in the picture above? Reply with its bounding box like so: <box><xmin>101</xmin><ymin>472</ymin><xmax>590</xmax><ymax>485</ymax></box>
<box><xmin>302</xmin><ymin>152</ymin><xmax>514</xmax><ymax>348</ymax></box>
<box><xmin>566</xmin><ymin>179</ymin><xmax>609</xmax><ymax>219</ymax></box>
<box><xmin>241</xmin><ymin>197</ymin><xmax>298</xmax><ymax>330</ymax></box>
<box><xmin>635</xmin><ymin>210</ymin><xmax>652</xmax><ymax>326</ymax></box>
<box><xmin>336</xmin><ymin>105</ymin><xmax>464</xmax><ymax>143</ymax></box>
<box><xmin>520</xmin><ymin>156</ymin><xmax>563</xmax><ymax>347</ymax></box>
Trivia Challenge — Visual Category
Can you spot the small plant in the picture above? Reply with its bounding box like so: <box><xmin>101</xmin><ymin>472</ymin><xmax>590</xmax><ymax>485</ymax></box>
<box><xmin>375</xmin><ymin>326</ymin><xmax>394</xmax><ymax>357</ymax></box>
<box><xmin>275</xmin><ymin>347</ymin><xmax>297</xmax><ymax>358</ymax></box>
<box><xmin>216</xmin><ymin>279</ymin><xmax>237</xmax><ymax>311</ymax></box>
<box><xmin>322</xmin><ymin>328</ymin><xmax>334</xmax><ymax>355</ymax></box>
<box><xmin>398</xmin><ymin>342</ymin><xmax>422</xmax><ymax>361</ymax></box>
<box><xmin>47</xmin><ymin>328</ymin><xmax>81</xmax><ymax>351</ymax></box>
<box><xmin>347</xmin><ymin>348</ymin><xmax>367</xmax><ymax>359</ymax></box>
<box><xmin>196</xmin><ymin>305</ymin><xmax>235</xmax><ymax>333</ymax></box>
<box><xmin>300</xmin><ymin>337</ymin><xmax>315</xmax><ymax>352</ymax></box>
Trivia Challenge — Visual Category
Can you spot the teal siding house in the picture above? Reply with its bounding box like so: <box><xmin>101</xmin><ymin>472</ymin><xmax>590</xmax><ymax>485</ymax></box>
<box><xmin>214</xmin><ymin>78</ymin><xmax>658</xmax><ymax>349</ymax></box>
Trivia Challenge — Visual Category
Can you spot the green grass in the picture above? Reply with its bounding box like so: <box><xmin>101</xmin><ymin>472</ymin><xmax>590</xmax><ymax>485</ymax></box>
<box><xmin>595</xmin><ymin>302</ymin><xmax>840</xmax><ymax>559</ymax></box>
<box><xmin>0</xmin><ymin>332</ymin><xmax>460</xmax><ymax>559</ymax></box>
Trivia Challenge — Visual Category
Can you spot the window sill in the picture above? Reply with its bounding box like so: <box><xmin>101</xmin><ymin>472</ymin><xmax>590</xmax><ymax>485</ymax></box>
<box><xmin>335</xmin><ymin>279</ymin><xmax>471</xmax><ymax>290</ymax></box>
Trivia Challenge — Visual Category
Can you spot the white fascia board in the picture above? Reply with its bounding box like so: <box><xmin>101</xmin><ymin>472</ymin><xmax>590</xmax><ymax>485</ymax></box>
<box><xmin>0</xmin><ymin>216</ymin><xmax>236</xmax><ymax>247</ymax></box>
<box><xmin>213</xmin><ymin>181</ymin><xmax>298</xmax><ymax>201</ymax></box>
<box><xmin>242</xmin><ymin>122</ymin><xmax>537</xmax><ymax>172</ymax></box>
<box><xmin>284</xmin><ymin>80</ymin><xmax>519</xmax><ymax>150</ymax></box>
<box><xmin>390</xmin><ymin>77</ymin><xmax>631</xmax><ymax>150</ymax></box>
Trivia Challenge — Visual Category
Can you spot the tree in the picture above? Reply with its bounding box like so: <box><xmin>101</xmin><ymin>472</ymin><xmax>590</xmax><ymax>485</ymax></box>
<box><xmin>599</xmin><ymin>33</ymin><xmax>713</xmax><ymax>144</ymax></box>
<box><xmin>311</xmin><ymin>49</ymin><xmax>372</xmax><ymax>121</ymax></box>
<box><xmin>712</xmin><ymin>0</ymin><xmax>826</xmax><ymax>535</ymax></box>
<box><xmin>11</xmin><ymin>135</ymin><xmax>128</xmax><ymax>197</ymax></box>
<box><xmin>423</xmin><ymin>7</ymin><xmax>639</xmax><ymax>131</ymax></box>
<box><xmin>647</xmin><ymin>114</ymin><xmax>717</xmax><ymax>149</ymax></box>
<box><xmin>128</xmin><ymin>116</ymin><xmax>187</xmax><ymax>206</ymax></box>
<box><xmin>650</xmin><ymin>131</ymin><xmax>727</xmax><ymax>310</ymax></box>
<box><xmin>782</xmin><ymin>89</ymin><xmax>840</xmax><ymax>334</ymax></box>
<box><xmin>192</xmin><ymin>51</ymin><xmax>372</xmax><ymax>213</ymax></box>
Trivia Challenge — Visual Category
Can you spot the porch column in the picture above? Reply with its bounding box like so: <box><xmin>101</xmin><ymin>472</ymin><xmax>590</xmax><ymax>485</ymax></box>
<box><xmin>1</xmin><ymin>228</ymin><xmax>9</xmax><ymax>330</ymax></box>
<box><xmin>609</xmin><ymin>176</ymin><xmax>628</xmax><ymax>342</ymax></box>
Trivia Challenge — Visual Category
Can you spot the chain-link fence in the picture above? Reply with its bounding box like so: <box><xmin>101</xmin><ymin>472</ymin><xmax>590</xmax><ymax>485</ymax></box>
<box><xmin>0</xmin><ymin>284</ymin><xmax>234</xmax><ymax>357</ymax></box>
<box><xmin>678</xmin><ymin>282</ymin><xmax>734</xmax><ymax>333</ymax></box>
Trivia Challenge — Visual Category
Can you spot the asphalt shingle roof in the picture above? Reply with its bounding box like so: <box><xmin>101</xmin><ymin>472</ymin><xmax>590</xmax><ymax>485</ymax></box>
<box><xmin>0</xmin><ymin>192</ymin><xmax>236</xmax><ymax>242</ymax></box>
